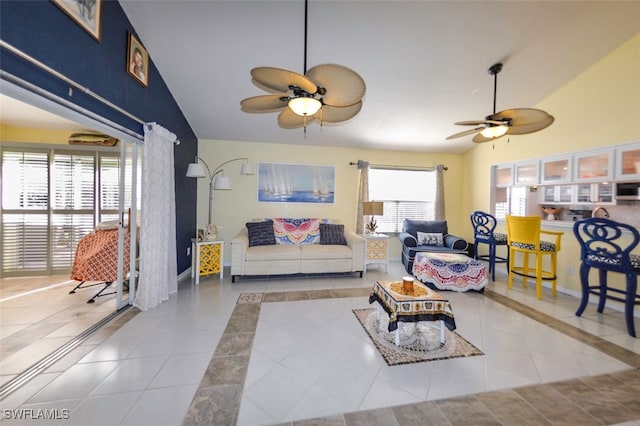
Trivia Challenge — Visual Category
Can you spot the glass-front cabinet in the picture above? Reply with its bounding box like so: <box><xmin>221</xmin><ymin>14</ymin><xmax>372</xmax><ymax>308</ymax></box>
<box><xmin>574</xmin><ymin>149</ymin><xmax>613</xmax><ymax>182</ymax></box>
<box><xmin>495</xmin><ymin>165</ymin><xmax>513</xmax><ymax>187</ymax></box>
<box><xmin>575</xmin><ymin>182</ymin><xmax>615</xmax><ymax>204</ymax></box>
<box><xmin>542</xmin><ymin>185</ymin><xmax>574</xmax><ymax>204</ymax></box>
<box><xmin>515</xmin><ymin>162</ymin><xmax>539</xmax><ymax>185</ymax></box>
<box><xmin>615</xmin><ymin>143</ymin><xmax>640</xmax><ymax>180</ymax></box>
<box><xmin>541</xmin><ymin>156</ymin><xmax>571</xmax><ymax>184</ymax></box>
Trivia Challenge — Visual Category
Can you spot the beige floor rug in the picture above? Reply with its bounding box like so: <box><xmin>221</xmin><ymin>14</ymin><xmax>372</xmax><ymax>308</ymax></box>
<box><xmin>353</xmin><ymin>308</ymin><xmax>483</xmax><ymax>366</ymax></box>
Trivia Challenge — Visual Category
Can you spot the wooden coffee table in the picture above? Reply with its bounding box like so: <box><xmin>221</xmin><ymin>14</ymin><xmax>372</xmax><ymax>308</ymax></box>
<box><xmin>368</xmin><ymin>279</ymin><xmax>456</xmax><ymax>346</ymax></box>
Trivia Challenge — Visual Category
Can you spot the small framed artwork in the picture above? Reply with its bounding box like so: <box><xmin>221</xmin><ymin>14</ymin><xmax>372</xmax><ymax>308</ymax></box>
<box><xmin>126</xmin><ymin>33</ymin><xmax>149</xmax><ymax>87</ymax></box>
<box><xmin>52</xmin><ymin>0</ymin><xmax>102</xmax><ymax>41</ymax></box>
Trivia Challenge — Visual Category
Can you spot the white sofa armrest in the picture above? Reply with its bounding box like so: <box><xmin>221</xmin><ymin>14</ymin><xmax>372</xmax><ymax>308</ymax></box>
<box><xmin>344</xmin><ymin>229</ymin><xmax>365</xmax><ymax>272</ymax></box>
<box><xmin>231</xmin><ymin>228</ymin><xmax>249</xmax><ymax>277</ymax></box>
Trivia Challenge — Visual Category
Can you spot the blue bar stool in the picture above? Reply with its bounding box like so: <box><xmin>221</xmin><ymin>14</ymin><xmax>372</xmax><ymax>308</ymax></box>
<box><xmin>574</xmin><ymin>218</ymin><xmax>640</xmax><ymax>337</ymax></box>
<box><xmin>470</xmin><ymin>211</ymin><xmax>508</xmax><ymax>281</ymax></box>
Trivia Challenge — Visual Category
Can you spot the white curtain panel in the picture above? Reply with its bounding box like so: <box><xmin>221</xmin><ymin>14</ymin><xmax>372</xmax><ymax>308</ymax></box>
<box><xmin>434</xmin><ymin>164</ymin><xmax>446</xmax><ymax>221</ymax></box>
<box><xmin>134</xmin><ymin>123</ymin><xmax>178</xmax><ymax>310</ymax></box>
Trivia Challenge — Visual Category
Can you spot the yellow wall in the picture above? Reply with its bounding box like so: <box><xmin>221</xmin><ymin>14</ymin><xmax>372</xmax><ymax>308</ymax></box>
<box><xmin>194</xmin><ymin>33</ymin><xmax>640</xmax><ymax>296</ymax></box>
<box><xmin>195</xmin><ymin>141</ymin><xmax>464</xmax><ymax>262</ymax></box>
<box><xmin>462</xmin><ymin>33</ymin><xmax>640</xmax><ymax>295</ymax></box>
<box><xmin>1</xmin><ymin>125</ymin><xmax>71</xmax><ymax>144</ymax></box>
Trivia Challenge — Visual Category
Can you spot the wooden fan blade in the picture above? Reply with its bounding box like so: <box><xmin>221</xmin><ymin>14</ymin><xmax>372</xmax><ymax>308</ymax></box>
<box><xmin>472</xmin><ymin>132</ymin><xmax>507</xmax><ymax>143</ymax></box>
<box><xmin>278</xmin><ymin>108</ymin><xmax>316</xmax><ymax>129</ymax></box>
<box><xmin>306</xmin><ymin>64</ymin><xmax>366</xmax><ymax>107</ymax></box>
<box><xmin>455</xmin><ymin>119</ymin><xmax>505</xmax><ymax>126</ymax></box>
<box><xmin>446</xmin><ymin>127</ymin><xmax>485</xmax><ymax>140</ymax></box>
<box><xmin>314</xmin><ymin>102</ymin><xmax>362</xmax><ymax>123</ymax></box>
<box><xmin>489</xmin><ymin>108</ymin><xmax>554</xmax><ymax>135</ymax></box>
<box><xmin>251</xmin><ymin>67</ymin><xmax>318</xmax><ymax>94</ymax></box>
<box><xmin>240</xmin><ymin>95</ymin><xmax>287</xmax><ymax>113</ymax></box>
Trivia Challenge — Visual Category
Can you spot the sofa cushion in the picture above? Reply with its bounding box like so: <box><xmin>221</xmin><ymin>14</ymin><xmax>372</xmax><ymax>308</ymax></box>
<box><xmin>300</xmin><ymin>244</ymin><xmax>352</xmax><ymax>260</ymax></box>
<box><xmin>272</xmin><ymin>218</ymin><xmax>323</xmax><ymax>244</ymax></box>
<box><xmin>417</xmin><ymin>231</ymin><xmax>444</xmax><ymax>246</ymax></box>
<box><xmin>319</xmin><ymin>223</ymin><xmax>347</xmax><ymax>245</ymax></box>
<box><xmin>245</xmin><ymin>244</ymin><xmax>300</xmax><ymax>261</ymax></box>
<box><xmin>402</xmin><ymin>219</ymin><xmax>448</xmax><ymax>237</ymax></box>
<box><xmin>246</xmin><ymin>220</ymin><xmax>276</xmax><ymax>247</ymax></box>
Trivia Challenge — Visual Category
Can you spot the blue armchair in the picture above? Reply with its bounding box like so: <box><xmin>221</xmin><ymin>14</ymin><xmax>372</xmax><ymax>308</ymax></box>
<box><xmin>399</xmin><ymin>219</ymin><xmax>469</xmax><ymax>274</ymax></box>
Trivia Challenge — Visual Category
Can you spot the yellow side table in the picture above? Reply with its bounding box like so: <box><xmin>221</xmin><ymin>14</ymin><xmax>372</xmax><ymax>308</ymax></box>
<box><xmin>191</xmin><ymin>239</ymin><xmax>224</xmax><ymax>284</ymax></box>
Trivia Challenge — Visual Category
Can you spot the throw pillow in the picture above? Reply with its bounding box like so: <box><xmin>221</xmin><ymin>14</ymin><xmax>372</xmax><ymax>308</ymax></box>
<box><xmin>246</xmin><ymin>220</ymin><xmax>276</xmax><ymax>247</ymax></box>
<box><xmin>272</xmin><ymin>218</ymin><xmax>323</xmax><ymax>244</ymax></box>
<box><xmin>319</xmin><ymin>223</ymin><xmax>347</xmax><ymax>245</ymax></box>
<box><xmin>417</xmin><ymin>231</ymin><xmax>444</xmax><ymax>246</ymax></box>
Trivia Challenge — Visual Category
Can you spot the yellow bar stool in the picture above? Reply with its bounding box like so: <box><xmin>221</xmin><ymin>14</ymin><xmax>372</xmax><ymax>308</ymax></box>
<box><xmin>506</xmin><ymin>215</ymin><xmax>564</xmax><ymax>299</ymax></box>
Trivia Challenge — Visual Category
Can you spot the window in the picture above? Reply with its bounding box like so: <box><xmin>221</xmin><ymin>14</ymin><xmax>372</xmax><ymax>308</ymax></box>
<box><xmin>368</xmin><ymin>168</ymin><xmax>436</xmax><ymax>233</ymax></box>
<box><xmin>494</xmin><ymin>186</ymin><xmax>527</xmax><ymax>219</ymax></box>
<box><xmin>1</xmin><ymin>147</ymin><xmax>121</xmax><ymax>276</ymax></box>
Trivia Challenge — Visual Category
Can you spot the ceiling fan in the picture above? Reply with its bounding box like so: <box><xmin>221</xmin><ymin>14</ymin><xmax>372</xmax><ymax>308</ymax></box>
<box><xmin>446</xmin><ymin>63</ymin><xmax>554</xmax><ymax>143</ymax></box>
<box><xmin>240</xmin><ymin>0</ymin><xmax>365</xmax><ymax>132</ymax></box>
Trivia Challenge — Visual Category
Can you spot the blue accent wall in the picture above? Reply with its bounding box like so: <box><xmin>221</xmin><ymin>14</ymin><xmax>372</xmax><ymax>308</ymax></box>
<box><xmin>1</xmin><ymin>0</ymin><xmax>197</xmax><ymax>274</ymax></box>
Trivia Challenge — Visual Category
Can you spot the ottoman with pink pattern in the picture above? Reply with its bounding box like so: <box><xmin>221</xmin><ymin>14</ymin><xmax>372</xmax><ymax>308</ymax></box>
<box><xmin>412</xmin><ymin>252</ymin><xmax>487</xmax><ymax>292</ymax></box>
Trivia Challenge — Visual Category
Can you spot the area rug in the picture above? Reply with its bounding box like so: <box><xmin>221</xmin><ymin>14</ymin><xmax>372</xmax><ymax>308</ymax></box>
<box><xmin>353</xmin><ymin>308</ymin><xmax>483</xmax><ymax>366</ymax></box>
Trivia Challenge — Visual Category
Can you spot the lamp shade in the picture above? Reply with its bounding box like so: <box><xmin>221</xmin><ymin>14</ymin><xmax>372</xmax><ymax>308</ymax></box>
<box><xmin>240</xmin><ymin>163</ymin><xmax>254</xmax><ymax>175</ymax></box>
<box><xmin>288</xmin><ymin>97</ymin><xmax>322</xmax><ymax>116</ymax></box>
<box><xmin>213</xmin><ymin>176</ymin><xmax>231</xmax><ymax>190</ymax></box>
<box><xmin>186</xmin><ymin>162</ymin><xmax>207</xmax><ymax>178</ymax></box>
<box><xmin>480</xmin><ymin>125</ymin><xmax>509</xmax><ymax>139</ymax></box>
<box><xmin>363</xmin><ymin>201</ymin><xmax>384</xmax><ymax>216</ymax></box>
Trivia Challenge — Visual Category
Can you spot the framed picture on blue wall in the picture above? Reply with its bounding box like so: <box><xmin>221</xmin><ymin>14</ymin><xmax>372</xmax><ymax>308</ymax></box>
<box><xmin>52</xmin><ymin>0</ymin><xmax>102</xmax><ymax>41</ymax></box>
<box><xmin>126</xmin><ymin>33</ymin><xmax>149</xmax><ymax>88</ymax></box>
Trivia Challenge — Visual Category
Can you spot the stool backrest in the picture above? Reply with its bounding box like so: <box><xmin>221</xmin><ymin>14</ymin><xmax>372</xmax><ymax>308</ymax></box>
<box><xmin>573</xmin><ymin>218</ymin><xmax>640</xmax><ymax>274</ymax></box>
<box><xmin>470</xmin><ymin>211</ymin><xmax>498</xmax><ymax>242</ymax></box>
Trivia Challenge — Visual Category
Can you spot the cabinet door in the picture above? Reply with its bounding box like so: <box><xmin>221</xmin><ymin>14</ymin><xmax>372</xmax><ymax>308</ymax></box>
<box><xmin>542</xmin><ymin>186</ymin><xmax>556</xmax><ymax>203</ymax></box>
<box><xmin>615</xmin><ymin>144</ymin><xmax>640</xmax><ymax>180</ymax></box>
<box><xmin>594</xmin><ymin>182</ymin><xmax>614</xmax><ymax>204</ymax></box>
<box><xmin>576</xmin><ymin>184</ymin><xmax>593</xmax><ymax>203</ymax></box>
<box><xmin>574</xmin><ymin>150</ymin><xmax>613</xmax><ymax>182</ymax></box>
<box><xmin>558</xmin><ymin>185</ymin><xmax>573</xmax><ymax>203</ymax></box>
<box><xmin>515</xmin><ymin>162</ymin><xmax>538</xmax><ymax>185</ymax></box>
<box><xmin>541</xmin><ymin>157</ymin><xmax>571</xmax><ymax>184</ymax></box>
<box><xmin>495</xmin><ymin>165</ymin><xmax>513</xmax><ymax>187</ymax></box>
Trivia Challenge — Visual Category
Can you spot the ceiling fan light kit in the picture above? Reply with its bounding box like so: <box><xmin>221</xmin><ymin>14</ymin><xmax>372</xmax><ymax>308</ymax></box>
<box><xmin>288</xmin><ymin>96</ymin><xmax>322</xmax><ymax>116</ymax></box>
<box><xmin>240</xmin><ymin>0</ymin><xmax>365</xmax><ymax>133</ymax></box>
<box><xmin>480</xmin><ymin>124</ymin><xmax>508</xmax><ymax>138</ymax></box>
<box><xmin>447</xmin><ymin>63</ymin><xmax>554</xmax><ymax>144</ymax></box>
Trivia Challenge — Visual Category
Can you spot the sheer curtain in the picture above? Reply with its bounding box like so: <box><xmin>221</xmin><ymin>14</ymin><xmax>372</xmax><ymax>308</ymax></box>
<box><xmin>434</xmin><ymin>164</ymin><xmax>446</xmax><ymax>221</ymax></box>
<box><xmin>356</xmin><ymin>160</ymin><xmax>369</xmax><ymax>234</ymax></box>
<box><xmin>134</xmin><ymin>123</ymin><xmax>178</xmax><ymax>310</ymax></box>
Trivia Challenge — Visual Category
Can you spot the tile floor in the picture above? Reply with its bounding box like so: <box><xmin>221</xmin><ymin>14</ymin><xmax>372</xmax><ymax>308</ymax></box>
<box><xmin>0</xmin><ymin>275</ymin><xmax>118</xmax><ymax>385</ymax></box>
<box><xmin>1</xmin><ymin>261</ymin><xmax>640</xmax><ymax>425</ymax></box>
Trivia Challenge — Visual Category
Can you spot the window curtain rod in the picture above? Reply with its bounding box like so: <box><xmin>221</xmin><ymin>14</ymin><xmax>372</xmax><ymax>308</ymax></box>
<box><xmin>349</xmin><ymin>160</ymin><xmax>447</xmax><ymax>171</ymax></box>
<box><xmin>1</xmin><ymin>40</ymin><xmax>179</xmax><ymax>145</ymax></box>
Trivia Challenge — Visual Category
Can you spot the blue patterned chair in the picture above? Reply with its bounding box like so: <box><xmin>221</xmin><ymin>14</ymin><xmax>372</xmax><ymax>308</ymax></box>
<box><xmin>573</xmin><ymin>217</ymin><xmax>640</xmax><ymax>337</ymax></box>
<box><xmin>399</xmin><ymin>219</ymin><xmax>468</xmax><ymax>274</ymax></box>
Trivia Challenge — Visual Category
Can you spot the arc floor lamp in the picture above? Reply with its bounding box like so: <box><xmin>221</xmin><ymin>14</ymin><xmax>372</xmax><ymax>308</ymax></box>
<box><xmin>186</xmin><ymin>157</ymin><xmax>253</xmax><ymax>227</ymax></box>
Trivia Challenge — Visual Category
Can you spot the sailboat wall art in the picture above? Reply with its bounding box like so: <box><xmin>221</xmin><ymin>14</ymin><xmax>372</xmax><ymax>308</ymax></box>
<box><xmin>257</xmin><ymin>162</ymin><xmax>335</xmax><ymax>204</ymax></box>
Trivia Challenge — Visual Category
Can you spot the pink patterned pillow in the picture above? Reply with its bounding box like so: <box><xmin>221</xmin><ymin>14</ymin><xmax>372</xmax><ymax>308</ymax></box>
<box><xmin>272</xmin><ymin>218</ymin><xmax>323</xmax><ymax>244</ymax></box>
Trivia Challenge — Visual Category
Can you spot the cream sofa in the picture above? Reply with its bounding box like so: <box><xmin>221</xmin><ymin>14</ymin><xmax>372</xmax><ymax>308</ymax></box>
<box><xmin>230</xmin><ymin>218</ymin><xmax>365</xmax><ymax>282</ymax></box>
